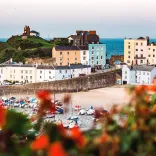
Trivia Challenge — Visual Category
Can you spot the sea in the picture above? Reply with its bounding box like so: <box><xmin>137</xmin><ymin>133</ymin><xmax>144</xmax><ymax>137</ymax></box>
<box><xmin>1</xmin><ymin>38</ymin><xmax>156</xmax><ymax>59</ymax></box>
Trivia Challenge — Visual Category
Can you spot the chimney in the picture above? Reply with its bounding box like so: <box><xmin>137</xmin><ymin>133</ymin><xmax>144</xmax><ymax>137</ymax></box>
<box><xmin>146</xmin><ymin>36</ymin><xmax>150</xmax><ymax>45</ymax></box>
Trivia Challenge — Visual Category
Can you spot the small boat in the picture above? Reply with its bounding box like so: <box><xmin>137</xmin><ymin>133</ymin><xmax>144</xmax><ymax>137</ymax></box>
<box><xmin>78</xmin><ymin>109</ymin><xmax>86</xmax><ymax>115</ymax></box>
<box><xmin>74</xmin><ymin>105</ymin><xmax>81</xmax><ymax>111</ymax></box>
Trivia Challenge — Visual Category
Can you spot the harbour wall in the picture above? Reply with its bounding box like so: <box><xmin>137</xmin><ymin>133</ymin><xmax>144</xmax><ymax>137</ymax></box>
<box><xmin>0</xmin><ymin>70</ymin><xmax>120</xmax><ymax>96</ymax></box>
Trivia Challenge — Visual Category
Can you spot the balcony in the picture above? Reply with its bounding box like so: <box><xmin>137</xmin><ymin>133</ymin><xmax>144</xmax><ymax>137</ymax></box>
<box><xmin>134</xmin><ymin>56</ymin><xmax>146</xmax><ymax>59</ymax></box>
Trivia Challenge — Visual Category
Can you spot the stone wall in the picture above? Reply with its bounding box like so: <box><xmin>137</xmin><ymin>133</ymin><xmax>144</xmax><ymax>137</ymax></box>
<box><xmin>0</xmin><ymin>71</ymin><xmax>119</xmax><ymax>96</ymax></box>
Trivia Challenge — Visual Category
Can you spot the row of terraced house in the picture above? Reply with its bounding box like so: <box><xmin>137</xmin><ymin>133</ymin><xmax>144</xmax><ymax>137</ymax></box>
<box><xmin>52</xmin><ymin>30</ymin><xmax>106</xmax><ymax>68</ymax></box>
<box><xmin>0</xmin><ymin>64</ymin><xmax>91</xmax><ymax>84</ymax></box>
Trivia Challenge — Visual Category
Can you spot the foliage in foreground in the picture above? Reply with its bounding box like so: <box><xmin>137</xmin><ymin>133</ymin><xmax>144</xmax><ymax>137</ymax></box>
<box><xmin>0</xmin><ymin>86</ymin><xmax>156</xmax><ymax>156</ymax></box>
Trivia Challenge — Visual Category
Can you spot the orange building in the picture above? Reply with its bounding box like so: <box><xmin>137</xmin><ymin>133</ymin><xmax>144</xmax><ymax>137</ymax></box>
<box><xmin>52</xmin><ymin>46</ymin><xmax>81</xmax><ymax>66</ymax></box>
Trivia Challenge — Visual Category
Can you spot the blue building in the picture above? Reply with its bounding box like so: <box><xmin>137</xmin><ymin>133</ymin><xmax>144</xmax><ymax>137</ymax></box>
<box><xmin>88</xmin><ymin>44</ymin><xmax>106</xmax><ymax>67</ymax></box>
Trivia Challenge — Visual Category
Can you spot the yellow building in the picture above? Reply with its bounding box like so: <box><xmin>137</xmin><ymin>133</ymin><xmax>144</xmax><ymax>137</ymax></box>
<box><xmin>52</xmin><ymin>46</ymin><xmax>81</xmax><ymax>66</ymax></box>
<box><xmin>124</xmin><ymin>39</ymin><xmax>135</xmax><ymax>65</ymax></box>
<box><xmin>124</xmin><ymin>37</ymin><xmax>149</xmax><ymax>65</ymax></box>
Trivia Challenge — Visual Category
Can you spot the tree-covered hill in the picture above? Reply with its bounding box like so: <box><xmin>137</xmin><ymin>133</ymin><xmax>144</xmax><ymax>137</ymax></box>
<box><xmin>0</xmin><ymin>36</ymin><xmax>54</xmax><ymax>63</ymax></box>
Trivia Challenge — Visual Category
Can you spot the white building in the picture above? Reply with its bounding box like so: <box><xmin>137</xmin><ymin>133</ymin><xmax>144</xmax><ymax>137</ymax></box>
<box><xmin>55</xmin><ymin>66</ymin><xmax>71</xmax><ymax>80</ymax></box>
<box><xmin>0</xmin><ymin>62</ymin><xmax>91</xmax><ymax>84</ymax></box>
<box><xmin>36</xmin><ymin>65</ymin><xmax>55</xmax><ymax>82</ymax></box>
<box><xmin>0</xmin><ymin>64</ymin><xmax>36</xmax><ymax>84</ymax></box>
<box><xmin>70</xmin><ymin>64</ymin><xmax>91</xmax><ymax>78</ymax></box>
<box><xmin>79</xmin><ymin>46</ymin><xmax>89</xmax><ymax>65</ymax></box>
<box><xmin>122</xmin><ymin>65</ymin><xmax>156</xmax><ymax>85</ymax></box>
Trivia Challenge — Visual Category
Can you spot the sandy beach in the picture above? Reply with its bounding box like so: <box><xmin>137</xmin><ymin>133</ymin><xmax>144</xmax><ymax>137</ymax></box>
<box><xmin>2</xmin><ymin>86</ymin><xmax>130</xmax><ymax>111</ymax></box>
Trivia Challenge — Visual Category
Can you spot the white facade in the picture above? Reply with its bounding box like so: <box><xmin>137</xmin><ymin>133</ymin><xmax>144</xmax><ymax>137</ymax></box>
<box><xmin>80</xmin><ymin>50</ymin><xmax>89</xmax><ymax>65</ymax></box>
<box><xmin>0</xmin><ymin>65</ymin><xmax>36</xmax><ymax>84</ymax></box>
<box><xmin>36</xmin><ymin>66</ymin><xmax>55</xmax><ymax>82</ymax></box>
<box><xmin>122</xmin><ymin>65</ymin><xmax>156</xmax><ymax>85</ymax></box>
<box><xmin>71</xmin><ymin>66</ymin><xmax>91</xmax><ymax>78</ymax></box>
<box><xmin>55</xmin><ymin>67</ymin><xmax>71</xmax><ymax>80</ymax></box>
<box><xmin>0</xmin><ymin>64</ymin><xmax>91</xmax><ymax>84</ymax></box>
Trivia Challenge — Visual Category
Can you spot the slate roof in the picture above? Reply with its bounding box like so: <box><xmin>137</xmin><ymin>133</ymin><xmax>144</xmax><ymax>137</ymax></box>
<box><xmin>55</xmin><ymin>46</ymin><xmax>80</xmax><ymax>51</ymax></box>
<box><xmin>128</xmin><ymin>65</ymin><xmax>155</xmax><ymax>71</ymax></box>
<box><xmin>37</xmin><ymin>65</ymin><xmax>55</xmax><ymax>70</ymax></box>
<box><xmin>30</xmin><ymin>30</ymin><xmax>40</xmax><ymax>34</ymax></box>
<box><xmin>55</xmin><ymin>66</ymin><xmax>71</xmax><ymax>70</ymax></box>
<box><xmin>70</xmin><ymin>64</ymin><xmax>91</xmax><ymax>69</ymax></box>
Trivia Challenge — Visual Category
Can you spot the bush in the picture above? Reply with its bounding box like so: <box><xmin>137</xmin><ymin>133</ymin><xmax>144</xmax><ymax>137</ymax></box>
<box><xmin>0</xmin><ymin>86</ymin><xmax>156</xmax><ymax>155</ymax></box>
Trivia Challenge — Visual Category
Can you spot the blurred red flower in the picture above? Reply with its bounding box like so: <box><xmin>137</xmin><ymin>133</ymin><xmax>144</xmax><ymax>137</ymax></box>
<box><xmin>31</xmin><ymin>134</ymin><xmax>49</xmax><ymax>150</ymax></box>
<box><xmin>37</xmin><ymin>90</ymin><xmax>52</xmax><ymax>100</ymax></box>
<box><xmin>135</xmin><ymin>85</ymin><xmax>147</xmax><ymax>94</ymax></box>
<box><xmin>71</xmin><ymin>126</ymin><xmax>86</xmax><ymax>149</ymax></box>
<box><xmin>48</xmin><ymin>142</ymin><xmax>67</xmax><ymax>156</ymax></box>
<box><xmin>0</xmin><ymin>106</ymin><xmax>6</xmax><ymax>127</ymax></box>
<box><xmin>152</xmin><ymin>105</ymin><xmax>156</xmax><ymax>113</ymax></box>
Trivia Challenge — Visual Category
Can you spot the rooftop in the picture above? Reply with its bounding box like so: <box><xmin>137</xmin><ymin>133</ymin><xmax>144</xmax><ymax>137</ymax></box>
<box><xmin>128</xmin><ymin>65</ymin><xmax>155</xmax><ymax>71</ymax></box>
<box><xmin>55</xmin><ymin>46</ymin><xmax>80</xmax><ymax>51</ymax></box>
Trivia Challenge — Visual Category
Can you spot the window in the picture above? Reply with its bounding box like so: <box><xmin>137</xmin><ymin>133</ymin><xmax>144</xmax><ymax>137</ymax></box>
<box><xmin>141</xmin><ymin>49</ymin><xmax>143</xmax><ymax>51</ymax></box>
<box><xmin>125</xmin><ymin>76</ymin><xmax>127</xmax><ymax>79</ymax></box>
<box><xmin>128</xmin><ymin>51</ymin><xmax>131</xmax><ymax>54</ymax></box>
<box><xmin>40</xmin><ymin>71</ymin><xmax>42</xmax><ymax>74</ymax></box>
<box><xmin>65</xmin><ymin>70</ymin><xmax>67</xmax><ymax>73</ymax></box>
<box><xmin>40</xmin><ymin>76</ymin><xmax>42</xmax><ymax>78</ymax></box>
<box><xmin>92</xmin><ymin>46</ymin><xmax>94</xmax><ymax>49</ymax></box>
<box><xmin>49</xmin><ymin>76</ymin><xmax>51</xmax><ymax>79</ymax></box>
<box><xmin>92</xmin><ymin>57</ymin><xmax>94</xmax><ymax>60</ymax></box>
<box><xmin>83</xmin><ymin>51</ymin><xmax>86</xmax><ymax>55</ymax></box>
<box><xmin>141</xmin><ymin>54</ymin><xmax>143</xmax><ymax>57</ymax></box>
<box><xmin>149</xmin><ymin>48</ymin><xmax>150</xmax><ymax>50</ymax></box>
<box><xmin>29</xmin><ymin>70</ymin><xmax>32</xmax><ymax>74</ymax></box>
<box><xmin>10</xmin><ymin>75</ymin><xmax>12</xmax><ymax>78</ymax></box>
<box><xmin>49</xmin><ymin>71</ymin><xmax>51</xmax><ymax>74</ymax></box>
<box><xmin>141</xmin><ymin>42</ymin><xmax>143</xmax><ymax>46</ymax></box>
<box><xmin>125</xmin><ymin>71</ymin><xmax>127</xmax><ymax>74</ymax></box>
<box><xmin>128</xmin><ymin>56</ymin><xmax>130</xmax><ymax>58</ymax></box>
<box><xmin>97</xmin><ymin>56</ymin><xmax>98</xmax><ymax>59</ymax></box>
<box><xmin>60</xmin><ymin>52</ymin><xmax>62</xmax><ymax>55</ymax></box>
<box><xmin>136</xmin><ymin>54</ymin><xmax>138</xmax><ymax>58</ymax></box>
<box><xmin>128</xmin><ymin>46</ymin><xmax>130</xmax><ymax>49</ymax></box>
<box><xmin>67</xmin><ymin>52</ymin><xmax>69</xmax><ymax>55</ymax></box>
<box><xmin>101</xmin><ymin>56</ymin><xmax>103</xmax><ymax>59</ymax></box>
<box><xmin>73</xmin><ymin>69</ymin><xmax>75</xmax><ymax>72</ymax></box>
<box><xmin>21</xmin><ymin>76</ymin><xmax>23</xmax><ymax>79</ymax></box>
<box><xmin>60</xmin><ymin>63</ymin><xmax>62</xmax><ymax>66</ymax></box>
<box><xmin>148</xmin><ymin>55</ymin><xmax>151</xmax><ymax>57</ymax></box>
<box><xmin>21</xmin><ymin>70</ymin><xmax>23</xmax><ymax>74</ymax></box>
<box><xmin>59</xmin><ymin>70</ymin><xmax>62</xmax><ymax>73</ymax></box>
<box><xmin>143</xmin><ymin>72</ymin><xmax>145</xmax><ymax>75</ymax></box>
<box><xmin>25</xmin><ymin>70</ymin><xmax>28</xmax><ymax>74</ymax></box>
<box><xmin>92</xmin><ymin>51</ymin><xmax>94</xmax><ymax>54</ymax></box>
<box><xmin>136</xmin><ymin>43</ymin><xmax>138</xmax><ymax>45</ymax></box>
<box><xmin>75</xmin><ymin>58</ymin><xmax>77</xmax><ymax>60</ymax></box>
<box><xmin>14</xmin><ymin>70</ymin><xmax>15</xmax><ymax>73</ymax></box>
<box><xmin>97</xmin><ymin>61</ymin><xmax>98</xmax><ymax>64</ymax></box>
<box><xmin>153</xmin><ymin>55</ymin><xmax>155</xmax><ymax>57</ymax></box>
<box><xmin>127</xmin><ymin>60</ymin><xmax>130</xmax><ymax>63</ymax></box>
<box><xmin>136</xmin><ymin>49</ymin><xmax>138</xmax><ymax>51</ymax></box>
<box><xmin>153</xmin><ymin>49</ymin><xmax>155</xmax><ymax>52</ymax></box>
<box><xmin>147</xmin><ymin>72</ymin><xmax>149</xmax><ymax>75</ymax></box>
<box><xmin>26</xmin><ymin>76</ymin><xmax>28</xmax><ymax>79</ymax></box>
<box><xmin>128</xmin><ymin>42</ymin><xmax>130</xmax><ymax>44</ymax></box>
<box><xmin>30</xmin><ymin>76</ymin><xmax>32</xmax><ymax>79</ymax></box>
<box><xmin>83</xmin><ymin>57</ymin><xmax>86</xmax><ymax>60</ymax></box>
<box><xmin>75</xmin><ymin>52</ymin><xmax>76</xmax><ymax>55</ymax></box>
<box><xmin>140</xmin><ymin>60</ymin><xmax>143</xmax><ymax>63</ymax></box>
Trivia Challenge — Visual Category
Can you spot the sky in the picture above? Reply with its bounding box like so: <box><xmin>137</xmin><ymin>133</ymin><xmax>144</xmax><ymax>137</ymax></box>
<box><xmin>0</xmin><ymin>0</ymin><xmax>156</xmax><ymax>38</ymax></box>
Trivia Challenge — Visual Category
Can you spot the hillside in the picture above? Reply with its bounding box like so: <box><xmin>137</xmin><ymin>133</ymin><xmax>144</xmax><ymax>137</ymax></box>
<box><xmin>0</xmin><ymin>36</ymin><xmax>54</xmax><ymax>63</ymax></box>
